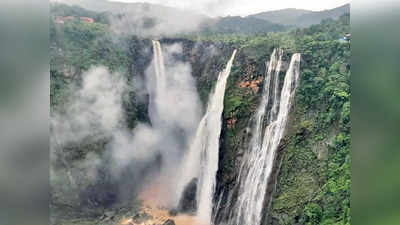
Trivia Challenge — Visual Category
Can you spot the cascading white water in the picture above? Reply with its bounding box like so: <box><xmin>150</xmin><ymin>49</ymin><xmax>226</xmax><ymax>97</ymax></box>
<box><xmin>152</xmin><ymin>40</ymin><xmax>166</xmax><ymax>80</ymax></box>
<box><xmin>176</xmin><ymin>50</ymin><xmax>237</xmax><ymax>225</ymax></box>
<box><xmin>197</xmin><ymin>50</ymin><xmax>237</xmax><ymax>225</ymax></box>
<box><xmin>227</xmin><ymin>50</ymin><xmax>301</xmax><ymax>225</ymax></box>
<box><xmin>149</xmin><ymin>40</ymin><xmax>201</xmax><ymax>132</ymax></box>
<box><xmin>149</xmin><ymin>40</ymin><xmax>167</xmax><ymax>125</ymax></box>
<box><xmin>143</xmin><ymin>40</ymin><xmax>203</xmax><ymax>207</ymax></box>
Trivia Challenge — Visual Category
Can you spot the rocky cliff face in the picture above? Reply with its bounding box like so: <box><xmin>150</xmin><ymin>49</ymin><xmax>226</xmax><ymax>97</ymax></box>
<box><xmin>50</xmin><ymin>5</ymin><xmax>350</xmax><ymax>223</ymax></box>
<box><xmin>213</xmin><ymin>50</ymin><xmax>295</xmax><ymax>225</ymax></box>
<box><xmin>50</xmin><ymin>36</ymin><xmax>288</xmax><ymax>222</ymax></box>
<box><xmin>50</xmin><ymin>37</ymin><xmax>239</xmax><ymax>219</ymax></box>
<box><xmin>51</xmin><ymin>36</ymin><xmax>342</xmax><ymax>225</ymax></box>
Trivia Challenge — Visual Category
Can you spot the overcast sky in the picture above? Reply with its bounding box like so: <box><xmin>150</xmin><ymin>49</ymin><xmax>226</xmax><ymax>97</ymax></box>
<box><xmin>108</xmin><ymin>0</ymin><xmax>350</xmax><ymax>17</ymax></box>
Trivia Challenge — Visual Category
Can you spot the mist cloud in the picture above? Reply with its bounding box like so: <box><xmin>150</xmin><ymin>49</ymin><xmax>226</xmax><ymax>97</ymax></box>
<box><xmin>51</xmin><ymin>67</ymin><xmax>126</xmax><ymax>145</ymax></box>
<box><xmin>107</xmin><ymin>0</ymin><xmax>350</xmax><ymax>16</ymax></box>
<box><xmin>50</xmin><ymin>38</ymin><xmax>204</xmax><ymax>209</ymax></box>
<box><xmin>51</xmin><ymin>0</ymin><xmax>207</xmax><ymax>37</ymax></box>
<box><xmin>108</xmin><ymin>5</ymin><xmax>206</xmax><ymax>37</ymax></box>
<box><xmin>50</xmin><ymin>66</ymin><xmax>127</xmax><ymax>207</ymax></box>
<box><xmin>111</xmin><ymin>43</ymin><xmax>202</xmax><ymax>207</ymax></box>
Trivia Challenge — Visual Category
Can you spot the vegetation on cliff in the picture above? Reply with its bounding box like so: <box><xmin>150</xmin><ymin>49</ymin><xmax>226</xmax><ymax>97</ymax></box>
<box><xmin>50</xmin><ymin>3</ymin><xmax>350</xmax><ymax>225</ymax></box>
<box><xmin>211</xmin><ymin>13</ymin><xmax>350</xmax><ymax>225</ymax></box>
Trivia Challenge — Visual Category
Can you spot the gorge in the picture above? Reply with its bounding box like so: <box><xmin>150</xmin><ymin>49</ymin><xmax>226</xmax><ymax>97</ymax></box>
<box><xmin>50</xmin><ymin>2</ymin><xmax>351</xmax><ymax>225</ymax></box>
<box><xmin>138</xmin><ymin>41</ymin><xmax>300</xmax><ymax>225</ymax></box>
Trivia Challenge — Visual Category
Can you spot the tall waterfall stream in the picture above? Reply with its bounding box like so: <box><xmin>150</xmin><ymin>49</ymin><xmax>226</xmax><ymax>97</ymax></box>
<box><xmin>141</xmin><ymin>42</ymin><xmax>300</xmax><ymax>225</ymax></box>
<box><xmin>224</xmin><ymin>50</ymin><xmax>301</xmax><ymax>225</ymax></box>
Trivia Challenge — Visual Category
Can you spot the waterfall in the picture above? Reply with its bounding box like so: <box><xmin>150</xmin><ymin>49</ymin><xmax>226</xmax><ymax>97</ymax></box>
<box><xmin>152</xmin><ymin>40</ymin><xmax>166</xmax><ymax>80</ymax></box>
<box><xmin>226</xmin><ymin>50</ymin><xmax>301</xmax><ymax>225</ymax></box>
<box><xmin>176</xmin><ymin>50</ymin><xmax>237</xmax><ymax>225</ymax></box>
<box><xmin>149</xmin><ymin>40</ymin><xmax>167</xmax><ymax>126</ymax></box>
<box><xmin>196</xmin><ymin>50</ymin><xmax>237</xmax><ymax>224</ymax></box>
<box><xmin>144</xmin><ymin>40</ymin><xmax>203</xmax><ymax>207</ymax></box>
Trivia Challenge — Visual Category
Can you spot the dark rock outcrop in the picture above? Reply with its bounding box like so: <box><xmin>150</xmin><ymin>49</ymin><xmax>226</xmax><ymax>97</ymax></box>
<box><xmin>163</xmin><ymin>219</ymin><xmax>176</xmax><ymax>225</ymax></box>
<box><xmin>178</xmin><ymin>178</ymin><xmax>198</xmax><ymax>213</ymax></box>
<box><xmin>168</xmin><ymin>209</ymin><xmax>178</xmax><ymax>216</ymax></box>
<box><xmin>133</xmin><ymin>212</ymin><xmax>153</xmax><ymax>224</ymax></box>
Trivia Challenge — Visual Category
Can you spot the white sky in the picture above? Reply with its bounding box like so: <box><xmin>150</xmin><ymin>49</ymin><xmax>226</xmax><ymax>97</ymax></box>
<box><xmin>108</xmin><ymin>0</ymin><xmax>350</xmax><ymax>17</ymax></box>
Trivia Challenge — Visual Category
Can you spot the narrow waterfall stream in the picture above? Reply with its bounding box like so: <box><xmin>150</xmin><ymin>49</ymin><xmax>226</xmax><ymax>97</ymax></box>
<box><xmin>152</xmin><ymin>40</ymin><xmax>166</xmax><ymax>81</ymax></box>
<box><xmin>149</xmin><ymin>40</ymin><xmax>168</xmax><ymax>126</ymax></box>
<box><xmin>140</xmin><ymin>40</ymin><xmax>202</xmax><ymax>209</ymax></box>
<box><xmin>176</xmin><ymin>50</ymin><xmax>237</xmax><ymax>225</ymax></box>
<box><xmin>225</xmin><ymin>50</ymin><xmax>301</xmax><ymax>225</ymax></box>
<box><xmin>196</xmin><ymin>50</ymin><xmax>237</xmax><ymax>225</ymax></box>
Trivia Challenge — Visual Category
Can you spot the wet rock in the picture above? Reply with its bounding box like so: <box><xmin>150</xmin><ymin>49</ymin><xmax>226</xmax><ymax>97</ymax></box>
<box><xmin>227</xmin><ymin>116</ymin><xmax>237</xmax><ymax>129</ymax></box>
<box><xmin>163</xmin><ymin>219</ymin><xmax>176</xmax><ymax>225</ymax></box>
<box><xmin>168</xmin><ymin>209</ymin><xmax>178</xmax><ymax>216</ymax></box>
<box><xmin>133</xmin><ymin>212</ymin><xmax>152</xmax><ymax>224</ymax></box>
<box><xmin>317</xmin><ymin>147</ymin><xmax>328</xmax><ymax>160</ymax></box>
<box><xmin>178</xmin><ymin>178</ymin><xmax>198</xmax><ymax>213</ymax></box>
<box><xmin>312</xmin><ymin>142</ymin><xmax>328</xmax><ymax>161</ymax></box>
<box><xmin>279</xmin><ymin>213</ymin><xmax>290</xmax><ymax>224</ymax></box>
<box><xmin>120</xmin><ymin>218</ymin><xmax>134</xmax><ymax>225</ymax></box>
<box><xmin>103</xmin><ymin>211</ymin><xmax>116</xmax><ymax>221</ymax></box>
<box><xmin>105</xmin><ymin>211</ymin><xmax>115</xmax><ymax>217</ymax></box>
